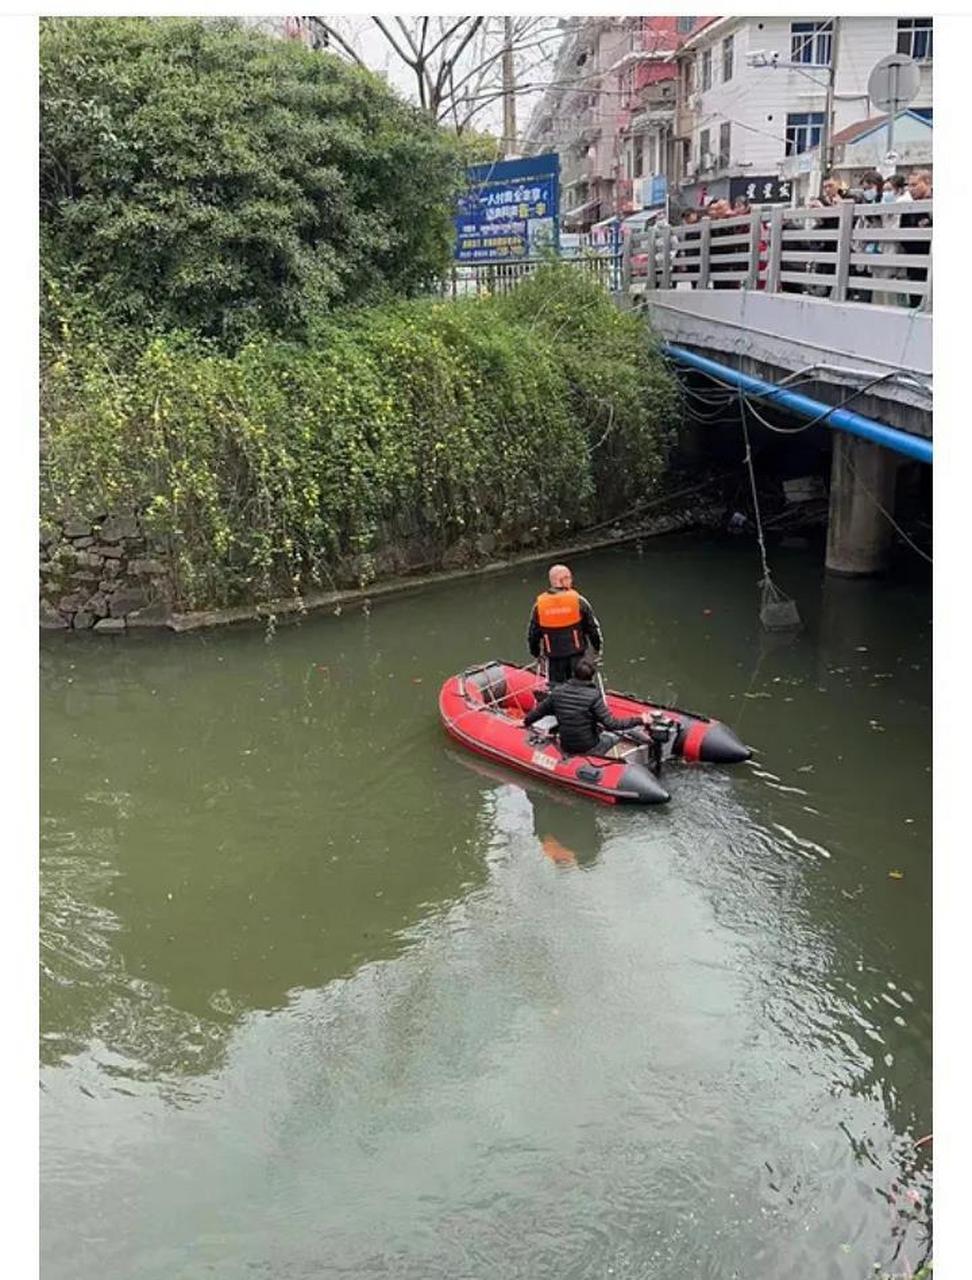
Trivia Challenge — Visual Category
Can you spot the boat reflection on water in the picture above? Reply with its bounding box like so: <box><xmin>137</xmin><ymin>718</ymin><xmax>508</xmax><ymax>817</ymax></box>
<box><xmin>445</xmin><ymin>747</ymin><xmax>602</xmax><ymax>869</ymax></box>
<box><xmin>540</xmin><ymin>834</ymin><xmax>578</xmax><ymax>867</ymax></box>
<box><xmin>533</xmin><ymin>791</ymin><xmax>602</xmax><ymax>868</ymax></box>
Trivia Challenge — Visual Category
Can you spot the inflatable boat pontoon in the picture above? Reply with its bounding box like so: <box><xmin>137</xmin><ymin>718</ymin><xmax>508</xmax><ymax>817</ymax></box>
<box><xmin>439</xmin><ymin>660</ymin><xmax>751</xmax><ymax>806</ymax></box>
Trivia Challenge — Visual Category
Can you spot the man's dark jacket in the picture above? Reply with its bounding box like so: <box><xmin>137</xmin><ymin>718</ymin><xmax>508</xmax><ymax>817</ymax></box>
<box><xmin>523</xmin><ymin>677</ymin><xmax>641</xmax><ymax>755</ymax></box>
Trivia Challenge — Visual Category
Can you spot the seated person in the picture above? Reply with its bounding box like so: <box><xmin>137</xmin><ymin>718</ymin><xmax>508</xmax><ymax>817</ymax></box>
<box><xmin>523</xmin><ymin>657</ymin><xmax>650</xmax><ymax>757</ymax></box>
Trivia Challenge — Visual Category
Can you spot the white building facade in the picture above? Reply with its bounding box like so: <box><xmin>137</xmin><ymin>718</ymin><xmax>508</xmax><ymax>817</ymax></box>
<box><xmin>674</xmin><ymin>16</ymin><xmax>933</xmax><ymax>208</ymax></box>
<box><xmin>523</xmin><ymin>18</ymin><xmax>638</xmax><ymax>228</ymax></box>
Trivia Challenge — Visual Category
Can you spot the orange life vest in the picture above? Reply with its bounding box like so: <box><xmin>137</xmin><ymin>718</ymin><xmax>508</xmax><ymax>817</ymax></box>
<box><xmin>535</xmin><ymin>589</ymin><xmax>583</xmax><ymax>655</ymax></box>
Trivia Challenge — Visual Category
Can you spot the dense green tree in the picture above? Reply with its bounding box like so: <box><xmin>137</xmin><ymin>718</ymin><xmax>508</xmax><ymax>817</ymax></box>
<box><xmin>40</xmin><ymin>17</ymin><xmax>466</xmax><ymax>347</ymax></box>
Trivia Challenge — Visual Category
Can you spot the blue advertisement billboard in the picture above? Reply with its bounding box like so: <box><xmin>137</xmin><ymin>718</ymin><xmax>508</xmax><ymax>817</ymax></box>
<box><xmin>454</xmin><ymin>154</ymin><xmax>560</xmax><ymax>263</ymax></box>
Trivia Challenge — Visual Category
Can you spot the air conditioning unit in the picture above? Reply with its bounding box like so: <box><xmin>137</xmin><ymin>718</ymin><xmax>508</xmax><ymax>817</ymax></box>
<box><xmin>702</xmin><ymin>152</ymin><xmax>715</xmax><ymax>171</ymax></box>
<box><xmin>685</xmin><ymin>159</ymin><xmax>699</xmax><ymax>177</ymax></box>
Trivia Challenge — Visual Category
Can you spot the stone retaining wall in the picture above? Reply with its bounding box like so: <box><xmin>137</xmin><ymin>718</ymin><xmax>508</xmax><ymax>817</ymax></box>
<box><xmin>39</xmin><ymin>514</ymin><xmax>172</xmax><ymax>632</ymax></box>
<box><xmin>40</xmin><ymin>485</ymin><xmax>728</xmax><ymax>635</ymax></box>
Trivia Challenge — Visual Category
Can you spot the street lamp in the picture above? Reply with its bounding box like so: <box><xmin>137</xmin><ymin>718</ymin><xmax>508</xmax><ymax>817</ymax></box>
<box><xmin>746</xmin><ymin>19</ymin><xmax>839</xmax><ymax>188</ymax></box>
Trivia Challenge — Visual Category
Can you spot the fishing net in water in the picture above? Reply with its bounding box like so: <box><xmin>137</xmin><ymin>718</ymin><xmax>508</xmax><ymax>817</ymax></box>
<box><xmin>737</xmin><ymin>385</ymin><xmax>803</xmax><ymax>633</ymax></box>
<box><xmin>759</xmin><ymin>574</ymin><xmax>802</xmax><ymax>631</ymax></box>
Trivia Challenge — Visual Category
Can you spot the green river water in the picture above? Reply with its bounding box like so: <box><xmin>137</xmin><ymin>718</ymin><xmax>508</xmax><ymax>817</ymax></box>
<box><xmin>40</xmin><ymin>536</ymin><xmax>932</xmax><ymax>1279</ymax></box>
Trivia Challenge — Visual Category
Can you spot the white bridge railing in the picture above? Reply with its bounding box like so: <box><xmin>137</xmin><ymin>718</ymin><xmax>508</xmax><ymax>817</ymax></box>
<box><xmin>626</xmin><ymin>199</ymin><xmax>932</xmax><ymax>311</ymax></box>
<box><xmin>440</xmin><ymin>249</ymin><xmax>621</xmax><ymax>298</ymax></box>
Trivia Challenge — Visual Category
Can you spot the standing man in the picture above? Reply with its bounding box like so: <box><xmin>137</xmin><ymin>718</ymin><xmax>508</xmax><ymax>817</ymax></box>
<box><xmin>900</xmin><ymin>170</ymin><xmax>932</xmax><ymax>308</ymax></box>
<box><xmin>820</xmin><ymin>175</ymin><xmax>848</xmax><ymax>205</ymax></box>
<box><xmin>527</xmin><ymin>563</ymin><xmax>603</xmax><ymax>685</ymax></box>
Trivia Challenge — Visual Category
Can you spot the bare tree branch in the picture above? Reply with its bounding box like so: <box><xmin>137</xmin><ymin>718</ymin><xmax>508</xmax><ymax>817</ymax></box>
<box><xmin>442</xmin><ymin>16</ymin><xmax>485</xmax><ymax>81</ymax></box>
<box><xmin>426</xmin><ymin>16</ymin><xmax>484</xmax><ymax>116</ymax></box>
<box><xmin>446</xmin><ymin>27</ymin><xmax>560</xmax><ymax>102</ymax></box>
<box><xmin>429</xmin><ymin>18</ymin><xmax>472</xmax><ymax>112</ymax></box>
<box><xmin>311</xmin><ymin>14</ymin><xmax>560</xmax><ymax>134</ymax></box>
<box><xmin>425</xmin><ymin>17</ymin><xmax>472</xmax><ymax>63</ymax></box>
<box><xmin>394</xmin><ymin>15</ymin><xmax>422</xmax><ymax>61</ymax></box>
<box><xmin>303</xmin><ymin>19</ymin><xmax>367</xmax><ymax>67</ymax></box>
<box><xmin>371</xmin><ymin>16</ymin><xmax>416</xmax><ymax>73</ymax></box>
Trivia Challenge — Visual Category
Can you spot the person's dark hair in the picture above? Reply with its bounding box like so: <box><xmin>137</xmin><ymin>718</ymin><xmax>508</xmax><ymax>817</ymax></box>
<box><xmin>861</xmin><ymin>170</ymin><xmax>884</xmax><ymax>189</ymax></box>
<box><xmin>886</xmin><ymin>173</ymin><xmax>907</xmax><ymax>192</ymax></box>
<box><xmin>574</xmin><ymin>657</ymin><xmax>596</xmax><ymax>681</ymax></box>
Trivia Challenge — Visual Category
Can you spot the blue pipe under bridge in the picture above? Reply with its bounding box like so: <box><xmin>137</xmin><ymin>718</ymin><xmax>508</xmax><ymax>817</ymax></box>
<box><xmin>663</xmin><ymin>344</ymin><xmax>932</xmax><ymax>466</ymax></box>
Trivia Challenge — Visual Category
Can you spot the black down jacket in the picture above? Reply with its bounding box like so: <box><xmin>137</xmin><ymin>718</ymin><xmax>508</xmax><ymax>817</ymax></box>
<box><xmin>524</xmin><ymin>676</ymin><xmax>641</xmax><ymax>755</ymax></box>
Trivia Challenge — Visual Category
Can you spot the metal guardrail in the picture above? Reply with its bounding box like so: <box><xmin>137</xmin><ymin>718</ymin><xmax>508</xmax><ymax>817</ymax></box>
<box><xmin>625</xmin><ymin>199</ymin><xmax>932</xmax><ymax>311</ymax></box>
<box><xmin>440</xmin><ymin>248</ymin><xmax>623</xmax><ymax>298</ymax></box>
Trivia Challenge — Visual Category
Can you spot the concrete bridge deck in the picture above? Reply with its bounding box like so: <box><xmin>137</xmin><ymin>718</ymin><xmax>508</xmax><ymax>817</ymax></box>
<box><xmin>624</xmin><ymin>199</ymin><xmax>932</xmax><ymax>575</ymax></box>
<box><xmin>641</xmin><ymin>290</ymin><xmax>931</xmax><ymax>440</ymax></box>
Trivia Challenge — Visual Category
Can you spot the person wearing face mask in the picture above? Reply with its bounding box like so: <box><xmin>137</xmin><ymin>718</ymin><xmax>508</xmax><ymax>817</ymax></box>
<box><xmin>884</xmin><ymin>173</ymin><xmax>911</xmax><ymax>204</ymax></box>
<box><xmin>860</xmin><ymin>172</ymin><xmax>884</xmax><ymax>204</ymax></box>
<box><xmin>849</xmin><ymin>171</ymin><xmax>885</xmax><ymax>302</ymax></box>
<box><xmin>876</xmin><ymin>175</ymin><xmax>912</xmax><ymax>305</ymax></box>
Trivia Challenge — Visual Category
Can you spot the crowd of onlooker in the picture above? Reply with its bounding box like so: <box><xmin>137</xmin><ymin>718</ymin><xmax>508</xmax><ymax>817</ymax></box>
<box><xmin>657</xmin><ymin>170</ymin><xmax>932</xmax><ymax>306</ymax></box>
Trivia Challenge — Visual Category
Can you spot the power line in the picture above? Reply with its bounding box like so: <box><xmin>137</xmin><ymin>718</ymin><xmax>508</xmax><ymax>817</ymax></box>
<box><xmin>675</xmin><ymin>360</ymin><xmax>932</xmax><ymax>564</ymax></box>
<box><xmin>842</xmin><ymin>450</ymin><xmax>932</xmax><ymax>564</ymax></box>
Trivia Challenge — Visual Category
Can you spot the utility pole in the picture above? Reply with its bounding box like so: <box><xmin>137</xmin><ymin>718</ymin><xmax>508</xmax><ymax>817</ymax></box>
<box><xmin>502</xmin><ymin>16</ymin><xmax>517</xmax><ymax>158</ymax></box>
<box><xmin>820</xmin><ymin>17</ymin><xmax>839</xmax><ymax>182</ymax></box>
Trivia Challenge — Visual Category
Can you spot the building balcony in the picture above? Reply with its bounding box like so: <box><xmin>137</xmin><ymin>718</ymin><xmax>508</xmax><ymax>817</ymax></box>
<box><xmin>674</xmin><ymin>99</ymin><xmax>697</xmax><ymax>140</ymax></box>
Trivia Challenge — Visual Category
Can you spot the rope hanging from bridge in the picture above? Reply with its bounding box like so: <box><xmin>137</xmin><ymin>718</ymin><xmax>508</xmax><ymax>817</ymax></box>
<box><xmin>738</xmin><ymin>387</ymin><xmax>802</xmax><ymax>632</ymax></box>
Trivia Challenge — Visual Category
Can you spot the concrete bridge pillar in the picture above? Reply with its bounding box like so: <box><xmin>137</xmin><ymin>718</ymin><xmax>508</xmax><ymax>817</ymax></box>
<box><xmin>825</xmin><ymin>434</ymin><xmax>899</xmax><ymax>576</ymax></box>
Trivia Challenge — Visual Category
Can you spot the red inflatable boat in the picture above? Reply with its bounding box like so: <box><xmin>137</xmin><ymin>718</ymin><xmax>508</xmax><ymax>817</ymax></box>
<box><xmin>439</xmin><ymin>660</ymin><xmax>751</xmax><ymax>805</ymax></box>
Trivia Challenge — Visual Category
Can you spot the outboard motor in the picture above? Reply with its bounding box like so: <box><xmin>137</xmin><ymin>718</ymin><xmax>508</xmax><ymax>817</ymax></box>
<box><xmin>646</xmin><ymin>711</ymin><xmax>678</xmax><ymax>776</ymax></box>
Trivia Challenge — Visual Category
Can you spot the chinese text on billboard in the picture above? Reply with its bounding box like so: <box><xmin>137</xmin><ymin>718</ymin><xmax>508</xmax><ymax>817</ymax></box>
<box><xmin>455</xmin><ymin>155</ymin><xmax>560</xmax><ymax>263</ymax></box>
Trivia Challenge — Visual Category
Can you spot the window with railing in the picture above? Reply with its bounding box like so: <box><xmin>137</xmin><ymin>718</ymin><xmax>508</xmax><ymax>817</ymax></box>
<box><xmin>701</xmin><ymin>48</ymin><xmax>712</xmax><ymax>91</ymax></box>
<box><xmin>699</xmin><ymin>128</ymin><xmax>711</xmax><ymax>166</ymax></box>
<box><xmin>722</xmin><ymin>35</ymin><xmax>734</xmax><ymax>82</ymax></box>
<box><xmin>790</xmin><ymin>20</ymin><xmax>833</xmax><ymax>65</ymax></box>
<box><xmin>719</xmin><ymin>121</ymin><xmax>731</xmax><ymax>168</ymax></box>
<box><xmin>897</xmin><ymin>17</ymin><xmax>933</xmax><ymax>60</ymax></box>
<box><xmin>785</xmin><ymin>112</ymin><xmax>824</xmax><ymax>155</ymax></box>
